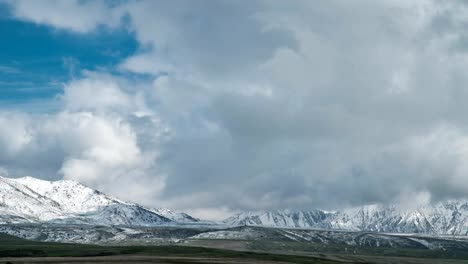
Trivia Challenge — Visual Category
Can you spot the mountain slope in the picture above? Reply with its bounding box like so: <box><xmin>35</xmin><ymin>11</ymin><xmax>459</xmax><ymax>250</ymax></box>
<box><xmin>151</xmin><ymin>208</ymin><xmax>200</xmax><ymax>223</ymax></box>
<box><xmin>223</xmin><ymin>210</ymin><xmax>329</xmax><ymax>229</ymax></box>
<box><xmin>13</xmin><ymin>176</ymin><xmax>119</xmax><ymax>213</ymax></box>
<box><xmin>328</xmin><ymin>201</ymin><xmax>468</xmax><ymax>235</ymax></box>
<box><xmin>3</xmin><ymin>175</ymin><xmax>468</xmax><ymax>235</ymax></box>
<box><xmin>0</xmin><ymin>176</ymin><xmax>199</xmax><ymax>226</ymax></box>
<box><xmin>0</xmin><ymin>176</ymin><xmax>64</xmax><ymax>223</ymax></box>
<box><xmin>224</xmin><ymin>201</ymin><xmax>468</xmax><ymax>235</ymax></box>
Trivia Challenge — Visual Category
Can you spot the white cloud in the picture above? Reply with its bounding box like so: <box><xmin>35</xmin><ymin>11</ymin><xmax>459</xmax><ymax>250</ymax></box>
<box><xmin>0</xmin><ymin>74</ymin><xmax>168</xmax><ymax>206</ymax></box>
<box><xmin>408</xmin><ymin>125</ymin><xmax>468</xmax><ymax>197</ymax></box>
<box><xmin>42</xmin><ymin>112</ymin><xmax>140</xmax><ymax>167</ymax></box>
<box><xmin>120</xmin><ymin>53</ymin><xmax>173</xmax><ymax>75</ymax></box>
<box><xmin>0</xmin><ymin>113</ymin><xmax>32</xmax><ymax>156</ymax></box>
<box><xmin>9</xmin><ymin>0</ymin><xmax>126</xmax><ymax>33</ymax></box>
<box><xmin>51</xmin><ymin>110</ymin><xmax>167</xmax><ymax>203</ymax></box>
<box><xmin>185</xmin><ymin>206</ymin><xmax>238</xmax><ymax>221</ymax></box>
<box><xmin>6</xmin><ymin>0</ymin><xmax>468</xmax><ymax>217</ymax></box>
<box><xmin>61</xmin><ymin>72</ymin><xmax>131</xmax><ymax>112</ymax></box>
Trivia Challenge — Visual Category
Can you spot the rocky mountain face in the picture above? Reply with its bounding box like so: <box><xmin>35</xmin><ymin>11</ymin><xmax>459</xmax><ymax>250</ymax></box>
<box><xmin>0</xmin><ymin>176</ymin><xmax>197</xmax><ymax>226</ymax></box>
<box><xmin>223</xmin><ymin>210</ymin><xmax>330</xmax><ymax>229</ymax></box>
<box><xmin>224</xmin><ymin>201</ymin><xmax>468</xmax><ymax>235</ymax></box>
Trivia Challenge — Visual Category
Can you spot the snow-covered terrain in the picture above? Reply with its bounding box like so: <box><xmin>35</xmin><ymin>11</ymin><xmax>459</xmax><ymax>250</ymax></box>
<box><xmin>224</xmin><ymin>201</ymin><xmax>468</xmax><ymax>235</ymax></box>
<box><xmin>2</xmin><ymin>221</ymin><xmax>468</xmax><ymax>250</ymax></box>
<box><xmin>0</xmin><ymin>176</ymin><xmax>197</xmax><ymax>226</ymax></box>
<box><xmin>2</xmin><ymin>175</ymin><xmax>468</xmax><ymax>236</ymax></box>
<box><xmin>150</xmin><ymin>208</ymin><xmax>200</xmax><ymax>223</ymax></box>
<box><xmin>223</xmin><ymin>210</ymin><xmax>329</xmax><ymax>229</ymax></box>
<box><xmin>186</xmin><ymin>226</ymin><xmax>468</xmax><ymax>250</ymax></box>
<box><xmin>0</xmin><ymin>224</ymin><xmax>206</xmax><ymax>244</ymax></box>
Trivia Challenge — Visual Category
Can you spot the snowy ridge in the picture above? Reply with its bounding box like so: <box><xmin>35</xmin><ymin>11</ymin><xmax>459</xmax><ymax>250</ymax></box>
<box><xmin>150</xmin><ymin>208</ymin><xmax>200</xmax><ymax>223</ymax></box>
<box><xmin>223</xmin><ymin>210</ymin><xmax>329</xmax><ymax>229</ymax></box>
<box><xmin>224</xmin><ymin>201</ymin><xmax>468</xmax><ymax>235</ymax></box>
<box><xmin>3</xmin><ymin>175</ymin><xmax>468</xmax><ymax>235</ymax></box>
<box><xmin>0</xmin><ymin>176</ymin><xmax>196</xmax><ymax>226</ymax></box>
<box><xmin>13</xmin><ymin>176</ymin><xmax>123</xmax><ymax>213</ymax></box>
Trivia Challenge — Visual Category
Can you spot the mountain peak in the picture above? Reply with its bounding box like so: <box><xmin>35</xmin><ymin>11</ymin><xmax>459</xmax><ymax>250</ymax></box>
<box><xmin>0</xmin><ymin>175</ymin><xmax>197</xmax><ymax>226</ymax></box>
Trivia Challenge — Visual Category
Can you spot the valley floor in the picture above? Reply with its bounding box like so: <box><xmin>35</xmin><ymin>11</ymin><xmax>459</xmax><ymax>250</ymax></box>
<box><xmin>1</xmin><ymin>252</ymin><xmax>468</xmax><ymax>264</ymax></box>
<box><xmin>0</xmin><ymin>255</ymin><xmax>293</xmax><ymax>264</ymax></box>
<box><xmin>2</xmin><ymin>226</ymin><xmax>468</xmax><ymax>263</ymax></box>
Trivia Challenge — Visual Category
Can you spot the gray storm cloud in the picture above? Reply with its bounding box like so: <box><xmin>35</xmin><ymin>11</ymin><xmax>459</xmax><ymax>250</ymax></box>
<box><xmin>3</xmin><ymin>0</ymin><xmax>468</xmax><ymax>219</ymax></box>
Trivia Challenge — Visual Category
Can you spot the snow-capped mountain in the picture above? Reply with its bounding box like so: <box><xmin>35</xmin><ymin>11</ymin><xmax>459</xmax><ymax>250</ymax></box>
<box><xmin>223</xmin><ymin>210</ymin><xmax>329</xmax><ymax>229</ymax></box>
<box><xmin>3</xmin><ymin>175</ymin><xmax>468</xmax><ymax>236</ymax></box>
<box><xmin>0</xmin><ymin>176</ymin><xmax>196</xmax><ymax>226</ymax></box>
<box><xmin>224</xmin><ymin>201</ymin><xmax>468</xmax><ymax>235</ymax></box>
<box><xmin>328</xmin><ymin>201</ymin><xmax>468</xmax><ymax>235</ymax></box>
<box><xmin>150</xmin><ymin>208</ymin><xmax>200</xmax><ymax>223</ymax></box>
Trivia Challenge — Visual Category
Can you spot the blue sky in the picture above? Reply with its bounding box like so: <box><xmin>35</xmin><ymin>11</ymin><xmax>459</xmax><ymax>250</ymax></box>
<box><xmin>0</xmin><ymin>7</ymin><xmax>138</xmax><ymax>111</ymax></box>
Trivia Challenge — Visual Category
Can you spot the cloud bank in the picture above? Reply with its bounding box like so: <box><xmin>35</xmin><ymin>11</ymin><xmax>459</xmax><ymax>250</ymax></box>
<box><xmin>3</xmin><ymin>0</ymin><xmax>468</xmax><ymax>219</ymax></box>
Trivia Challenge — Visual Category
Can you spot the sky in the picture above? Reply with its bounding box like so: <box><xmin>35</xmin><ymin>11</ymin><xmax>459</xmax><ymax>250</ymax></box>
<box><xmin>2</xmin><ymin>0</ymin><xmax>468</xmax><ymax>220</ymax></box>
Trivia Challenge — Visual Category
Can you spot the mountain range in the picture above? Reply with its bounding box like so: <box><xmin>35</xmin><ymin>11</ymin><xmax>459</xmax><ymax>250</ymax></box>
<box><xmin>225</xmin><ymin>202</ymin><xmax>468</xmax><ymax>235</ymax></box>
<box><xmin>1</xmin><ymin>176</ymin><xmax>468</xmax><ymax>236</ymax></box>
<box><xmin>0</xmin><ymin>176</ymin><xmax>198</xmax><ymax>226</ymax></box>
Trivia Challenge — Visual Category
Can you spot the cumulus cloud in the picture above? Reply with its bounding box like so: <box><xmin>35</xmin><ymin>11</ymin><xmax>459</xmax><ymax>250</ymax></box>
<box><xmin>48</xmin><ymin>110</ymin><xmax>167</xmax><ymax>203</ymax></box>
<box><xmin>0</xmin><ymin>113</ymin><xmax>31</xmax><ymax>156</ymax></box>
<box><xmin>4</xmin><ymin>0</ymin><xmax>468</xmax><ymax>218</ymax></box>
<box><xmin>7</xmin><ymin>0</ymin><xmax>126</xmax><ymax>33</ymax></box>
<box><xmin>0</xmin><ymin>74</ymin><xmax>168</xmax><ymax>205</ymax></box>
<box><xmin>61</xmin><ymin>72</ymin><xmax>131</xmax><ymax>112</ymax></box>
